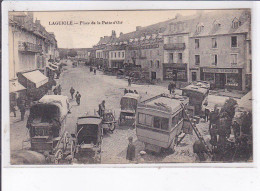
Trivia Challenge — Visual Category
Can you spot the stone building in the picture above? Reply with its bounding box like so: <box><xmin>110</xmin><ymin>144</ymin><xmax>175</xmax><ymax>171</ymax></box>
<box><xmin>189</xmin><ymin>10</ymin><xmax>251</xmax><ymax>91</ymax></box>
<box><xmin>9</xmin><ymin>12</ymin><xmax>58</xmax><ymax>104</ymax></box>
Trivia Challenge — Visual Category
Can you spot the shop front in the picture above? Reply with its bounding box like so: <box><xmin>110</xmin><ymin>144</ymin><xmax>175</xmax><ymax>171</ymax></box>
<box><xmin>163</xmin><ymin>63</ymin><xmax>187</xmax><ymax>82</ymax></box>
<box><xmin>200</xmin><ymin>67</ymin><xmax>243</xmax><ymax>90</ymax></box>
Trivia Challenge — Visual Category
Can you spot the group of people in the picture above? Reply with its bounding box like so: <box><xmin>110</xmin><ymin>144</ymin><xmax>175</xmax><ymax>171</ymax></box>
<box><xmin>53</xmin><ymin>84</ymin><xmax>62</xmax><ymax>95</ymax></box>
<box><xmin>70</xmin><ymin>87</ymin><xmax>81</xmax><ymax>106</ymax></box>
<box><xmin>168</xmin><ymin>82</ymin><xmax>176</xmax><ymax>94</ymax></box>
<box><xmin>206</xmin><ymin>106</ymin><xmax>251</xmax><ymax>161</ymax></box>
<box><xmin>124</xmin><ymin>89</ymin><xmax>138</xmax><ymax>95</ymax></box>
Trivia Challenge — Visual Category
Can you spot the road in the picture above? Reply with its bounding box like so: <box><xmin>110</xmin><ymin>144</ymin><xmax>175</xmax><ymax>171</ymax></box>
<box><xmin>10</xmin><ymin>62</ymin><xmax>238</xmax><ymax>164</ymax></box>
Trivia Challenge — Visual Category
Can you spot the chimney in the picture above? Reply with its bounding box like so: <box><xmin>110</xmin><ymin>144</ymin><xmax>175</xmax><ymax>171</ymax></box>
<box><xmin>112</xmin><ymin>30</ymin><xmax>116</xmax><ymax>38</ymax></box>
<box><xmin>35</xmin><ymin>20</ymin><xmax>41</xmax><ymax>25</ymax></box>
<box><xmin>136</xmin><ymin>26</ymin><xmax>142</xmax><ymax>31</ymax></box>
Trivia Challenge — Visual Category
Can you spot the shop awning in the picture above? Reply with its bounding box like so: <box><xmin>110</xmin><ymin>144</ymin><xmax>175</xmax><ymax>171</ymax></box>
<box><xmin>9</xmin><ymin>79</ymin><xmax>26</xmax><ymax>93</ymax></box>
<box><xmin>22</xmin><ymin>70</ymin><xmax>48</xmax><ymax>88</ymax></box>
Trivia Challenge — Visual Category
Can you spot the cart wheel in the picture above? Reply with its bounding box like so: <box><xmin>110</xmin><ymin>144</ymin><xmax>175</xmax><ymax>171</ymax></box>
<box><xmin>109</xmin><ymin>123</ymin><xmax>115</xmax><ymax>133</ymax></box>
<box><xmin>54</xmin><ymin>149</ymin><xmax>63</xmax><ymax>164</ymax></box>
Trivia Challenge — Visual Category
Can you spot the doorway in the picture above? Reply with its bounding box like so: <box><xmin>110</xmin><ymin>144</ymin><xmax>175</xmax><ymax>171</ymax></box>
<box><xmin>151</xmin><ymin>72</ymin><xmax>156</xmax><ymax>80</ymax></box>
<box><xmin>192</xmin><ymin>72</ymin><xmax>197</xmax><ymax>81</ymax></box>
<box><xmin>215</xmin><ymin>73</ymin><xmax>226</xmax><ymax>89</ymax></box>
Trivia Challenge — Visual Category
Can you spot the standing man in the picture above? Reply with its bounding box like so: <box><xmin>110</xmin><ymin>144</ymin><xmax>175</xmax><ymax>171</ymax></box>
<box><xmin>18</xmin><ymin>99</ymin><xmax>26</xmax><ymax>121</ymax></box>
<box><xmin>75</xmin><ymin>91</ymin><xmax>81</xmax><ymax>106</ymax></box>
<box><xmin>94</xmin><ymin>69</ymin><xmax>96</xmax><ymax>75</ymax></box>
<box><xmin>57</xmin><ymin>84</ymin><xmax>62</xmax><ymax>95</ymax></box>
<box><xmin>126</xmin><ymin>136</ymin><xmax>135</xmax><ymax>162</ymax></box>
<box><xmin>172</xmin><ymin>81</ymin><xmax>176</xmax><ymax>94</ymax></box>
<box><xmin>98</xmin><ymin>100</ymin><xmax>106</xmax><ymax>118</ymax></box>
<box><xmin>53</xmin><ymin>87</ymin><xmax>58</xmax><ymax>95</ymax></box>
<box><xmin>232</xmin><ymin>120</ymin><xmax>241</xmax><ymax>141</ymax></box>
<box><xmin>168</xmin><ymin>82</ymin><xmax>172</xmax><ymax>94</ymax></box>
<box><xmin>70</xmin><ymin>87</ymin><xmax>75</xmax><ymax>99</ymax></box>
<box><xmin>205</xmin><ymin>108</ymin><xmax>210</xmax><ymax>122</ymax></box>
<box><xmin>10</xmin><ymin>101</ymin><xmax>16</xmax><ymax>117</ymax></box>
<box><xmin>128</xmin><ymin>78</ymin><xmax>131</xmax><ymax>87</ymax></box>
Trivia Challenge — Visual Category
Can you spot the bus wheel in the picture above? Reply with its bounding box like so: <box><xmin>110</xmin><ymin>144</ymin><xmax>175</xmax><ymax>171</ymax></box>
<box><xmin>109</xmin><ymin>123</ymin><xmax>115</xmax><ymax>133</ymax></box>
<box><xmin>54</xmin><ymin>149</ymin><xmax>63</xmax><ymax>164</ymax></box>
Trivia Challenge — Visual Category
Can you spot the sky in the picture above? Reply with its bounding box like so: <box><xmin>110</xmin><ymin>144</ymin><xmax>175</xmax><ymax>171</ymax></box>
<box><xmin>33</xmin><ymin>10</ymin><xmax>199</xmax><ymax>48</ymax></box>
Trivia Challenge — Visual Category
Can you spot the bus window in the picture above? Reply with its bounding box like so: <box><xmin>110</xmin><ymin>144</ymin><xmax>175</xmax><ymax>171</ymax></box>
<box><xmin>146</xmin><ymin>115</ymin><xmax>153</xmax><ymax>126</ymax></box>
<box><xmin>138</xmin><ymin>113</ymin><xmax>146</xmax><ymax>124</ymax></box>
<box><xmin>153</xmin><ymin>116</ymin><xmax>161</xmax><ymax>129</ymax></box>
<box><xmin>172</xmin><ymin>115</ymin><xmax>178</xmax><ymax>127</ymax></box>
<box><xmin>161</xmin><ymin>118</ymin><xmax>169</xmax><ymax>130</ymax></box>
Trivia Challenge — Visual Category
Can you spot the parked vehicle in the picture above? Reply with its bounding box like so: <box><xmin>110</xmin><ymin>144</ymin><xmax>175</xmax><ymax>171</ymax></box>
<box><xmin>71</xmin><ymin>115</ymin><xmax>103</xmax><ymax>163</ymax></box>
<box><xmin>118</xmin><ymin>93</ymin><xmax>140</xmax><ymax>126</ymax></box>
<box><xmin>181</xmin><ymin>84</ymin><xmax>209</xmax><ymax>116</ymax></box>
<box><xmin>102</xmin><ymin>109</ymin><xmax>117</xmax><ymax>133</ymax></box>
<box><xmin>25</xmin><ymin>95</ymin><xmax>72</xmax><ymax>164</ymax></box>
<box><xmin>135</xmin><ymin>93</ymin><xmax>190</xmax><ymax>153</ymax></box>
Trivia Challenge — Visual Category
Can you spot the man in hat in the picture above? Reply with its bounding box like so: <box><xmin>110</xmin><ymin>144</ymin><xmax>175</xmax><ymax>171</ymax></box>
<box><xmin>98</xmin><ymin>100</ymin><xmax>106</xmax><ymax>118</ymax></box>
<box><xmin>70</xmin><ymin>87</ymin><xmax>75</xmax><ymax>99</ymax></box>
<box><xmin>75</xmin><ymin>91</ymin><xmax>81</xmax><ymax>106</ymax></box>
<box><xmin>126</xmin><ymin>136</ymin><xmax>135</xmax><ymax>162</ymax></box>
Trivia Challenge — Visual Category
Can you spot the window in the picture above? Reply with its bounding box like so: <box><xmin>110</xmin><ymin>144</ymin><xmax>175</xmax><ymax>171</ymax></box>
<box><xmin>118</xmin><ymin>52</ymin><xmax>121</xmax><ymax>58</ymax></box>
<box><xmin>196</xmin><ymin>24</ymin><xmax>204</xmax><ymax>33</ymax></box>
<box><xmin>150</xmin><ymin>60</ymin><xmax>153</xmax><ymax>68</ymax></box>
<box><xmin>138</xmin><ymin>113</ymin><xmax>153</xmax><ymax>126</ymax></box>
<box><xmin>169</xmin><ymin>24</ymin><xmax>174</xmax><ymax>31</ymax></box>
<box><xmin>178</xmin><ymin>53</ymin><xmax>183</xmax><ymax>63</ymax></box>
<box><xmin>212</xmin><ymin>54</ymin><xmax>218</xmax><ymax>65</ymax></box>
<box><xmin>114</xmin><ymin>52</ymin><xmax>117</xmax><ymax>58</ymax></box>
<box><xmin>122</xmin><ymin>52</ymin><xmax>125</xmax><ymax>58</ymax></box>
<box><xmin>195</xmin><ymin>55</ymin><xmax>200</xmax><ymax>65</ymax></box>
<box><xmin>231</xmin><ymin>36</ymin><xmax>237</xmax><ymax>47</ymax></box>
<box><xmin>177</xmin><ymin>36</ymin><xmax>183</xmax><ymax>43</ymax></box>
<box><xmin>169</xmin><ymin>53</ymin><xmax>174</xmax><ymax>63</ymax></box>
<box><xmin>168</xmin><ymin>37</ymin><xmax>173</xmax><ymax>44</ymax></box>
<box><xmin>232</xmin><ymin>18</ymin><xmax>241</xmax><ymax>29</ymax></box>
<box><xmin>156</xmin><ymin>60</ymin><xmax>160</xmax><ymax>68</ymax></box>
<box><xmin>111</xmin><ymin>52</ymin><xmax>113</xmax><ymax>58</ymax></box>
<box><xmin>231</xmin><ymin>54</ymin><xmax>237</xmax><ymax>65</ymax></box>
<box><xmin>212</xmin><ymin>38</ymin><xmax>217</xmax><ymax>48</ymax></box>
<box><xmin>249</xmin><ymin>41</ymin><xmax>251</xmax><ymax>54</ymax></box>
<box><xmin>195</xmin><ymin>39</ymin><xmax>200</xmax><ymax>49</ymax></box>
<box><xmin>153</xmin><ymin>116</ymin><xmax>169</xmax><ymax>130</ymax></box>
<box><xmin>138</xmin><ymin>113</ymin><xmax>146</xmax><ymax>125</ymax></box>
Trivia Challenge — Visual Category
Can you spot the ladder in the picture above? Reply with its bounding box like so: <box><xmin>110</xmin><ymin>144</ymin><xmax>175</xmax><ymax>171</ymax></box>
<box><xmin>180</xmin><ymin>103</ymin><xmax>212</xmax><ymax>156</ymax></box>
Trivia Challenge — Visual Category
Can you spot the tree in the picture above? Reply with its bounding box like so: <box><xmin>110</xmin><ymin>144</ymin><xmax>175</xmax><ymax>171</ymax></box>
<box><xmin>59</xmin><ymin>49</ymin><xmax>68</xmax><ymax>60</ymax></box>
<box><xmin>68</xmin><ymin>49</ymin><xmax>77</xmax><ymax>57</ymax></box>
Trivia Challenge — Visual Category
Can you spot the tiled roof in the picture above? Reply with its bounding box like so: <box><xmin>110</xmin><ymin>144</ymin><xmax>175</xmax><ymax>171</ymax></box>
<box><xmin>190</xmin><ymin>10</ymin><xmax>250</xmax><ymax>37</ymax></box>
<box><xmin>115</xmin><ymin>18</ymin><xmax>176</xmax><ymax>42</ymax></box>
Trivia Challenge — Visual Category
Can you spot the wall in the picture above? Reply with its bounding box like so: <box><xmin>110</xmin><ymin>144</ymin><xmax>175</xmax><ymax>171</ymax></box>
<box><xmin>189</xmin><ymin>34</ymin><xmax>247</xmax><ymax>87</ymax></box>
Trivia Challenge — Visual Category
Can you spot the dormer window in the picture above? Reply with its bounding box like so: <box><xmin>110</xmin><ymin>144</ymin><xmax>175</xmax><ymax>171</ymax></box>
<box><xmin>213</xmin><ymin>20</ymin><xmax>221</xmax><ymax>29</ymax></box>
<box><xmin>196</xmin><ymin>23</ymin><xmax>204</xmax><ymax>33</ymax></box>
<box><xmin>232</xmin><ymin>18</ymin><xmax>241</xmax><ymax>29</ymax></box>
<box><xmin>169</xmin><ymin>24</ymin><xmax>174</xmax><ymax>32</ymax></box>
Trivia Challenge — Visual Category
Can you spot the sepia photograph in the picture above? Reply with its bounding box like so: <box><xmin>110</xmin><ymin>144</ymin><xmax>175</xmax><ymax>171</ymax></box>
<box><xmin>8</xmin><ymin>9</ymin><xmax>253</xmax><ymax>165</ymax></box>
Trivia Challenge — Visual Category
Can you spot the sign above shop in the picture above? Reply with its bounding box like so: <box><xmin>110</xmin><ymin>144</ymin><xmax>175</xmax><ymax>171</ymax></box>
<box><xmin>203</xmin><ymin>68</ymin><xmax>239</xmax><ymax>74</ymax></box>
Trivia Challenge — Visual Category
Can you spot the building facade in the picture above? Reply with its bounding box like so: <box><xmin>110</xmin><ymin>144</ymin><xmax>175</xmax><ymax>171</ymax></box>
<box><xmin>9</xmin><ymin>12</ymin><xmax>58</xmax><ymax>104</ymax></box>
<box><xmin>189</xmin><ymin>10</ymin><xmax>251</xmax><ymax>91</ymax></box>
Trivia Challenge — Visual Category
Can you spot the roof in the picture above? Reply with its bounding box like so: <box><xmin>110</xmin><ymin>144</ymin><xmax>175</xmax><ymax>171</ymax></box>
<box><xmin>122</xmin><ymin>93</ymin><xmax>140</xmax><ymax>100</ymax></box>
<box><xmin>190</xmin><ymin>10</ymin><xmax>250</xmax><ymax>37</ymax></box>
<box><xmin>116</xmin><ymin>18</ymin><xmax>176</xmax><ymax>42</ymax></box>
<box><xmin>22</xmin><ymin>70</ymin><xmax>48</xmax><ymax>88</ymax></box>
<box><xmin>182</xmin><ymin>85</ymin><xmax>208</xmax><ymax>95</ymax></box>
<box><xmin>142</xmin><ymin>96</ymin><xmax>183</xmax><ymax>114</ymax></box>
<box><xmin>38</xmin><ymin>95</ymin><xmax>70</xmax><ymax>118</ymax></box>
<box><xmin>77</xmin><ymin>116</ymin><xmax>102</xmax><ymax>125</ymax></box>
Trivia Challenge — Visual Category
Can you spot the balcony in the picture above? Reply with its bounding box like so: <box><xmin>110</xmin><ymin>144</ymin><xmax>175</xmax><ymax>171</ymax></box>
<box><xmin>18</xmin><ymin>42</ymin><xmax>42</xmax><ymax>53</ymax></box>
<box><xmin>164</xmin><ymin>43</ymin><xmax>186</xmax><ymax>50</ymax></box>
